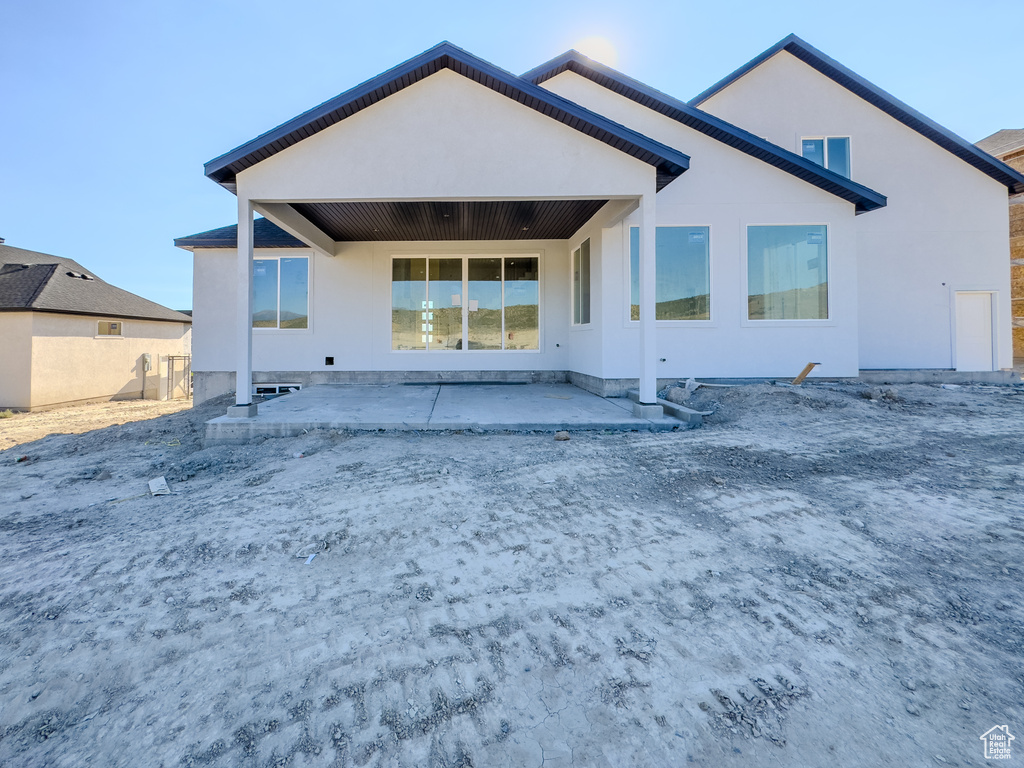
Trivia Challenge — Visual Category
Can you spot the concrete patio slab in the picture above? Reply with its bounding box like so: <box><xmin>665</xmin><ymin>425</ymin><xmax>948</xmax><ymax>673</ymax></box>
<box><xmin>204</xmin><ymin>382</ymin><xmax>685</xmax><ymax>444</ymax></box>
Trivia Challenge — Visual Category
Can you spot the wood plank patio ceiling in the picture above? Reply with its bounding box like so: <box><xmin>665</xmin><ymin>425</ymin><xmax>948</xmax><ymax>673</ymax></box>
<box><xmin>291</xmin><ymin>200</ymin><xmax>609</xmax><ymax>241</ymax></box>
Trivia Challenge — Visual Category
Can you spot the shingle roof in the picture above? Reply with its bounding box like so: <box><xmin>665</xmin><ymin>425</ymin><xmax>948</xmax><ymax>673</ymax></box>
<box><xmin>976</xmin><ymin>129</ymin><xmax>1024</xmax><ymax>159</ymax></box>
<box><xmin>204</xmin><ymin>41</ymin><xmax>690</xmax><ymax>193</ymax></box>
<box><xmin>0</xmin><ymin>244</ymin><xmax>192</xmax><ymax>323</ymax></box>
<box><xmin>523</xmin><ymin>50</ymin><xmax>887</xmax><ymax>214</ymax></box>
<box><xmin>174</xmin><ymin>218</ymin><xmax>307</xmax><ymax>249</ymax></box>
<box><xmin>689</xmin><ymin>34</ymin><xmax>1024</xmax><ymax>195</ymax></box>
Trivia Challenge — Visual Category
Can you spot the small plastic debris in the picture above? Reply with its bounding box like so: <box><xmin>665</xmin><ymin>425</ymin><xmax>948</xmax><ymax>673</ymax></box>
<box><xmin>94</xmin><ymin>470</ymin><xmax>112</xmax><ymax>481</ymax></box>
<box><xmin>940</xmin><ymin>383</ymin><xmax>961</xmax><ymax>390</ymax></box>
<box><xmin>148</xmin><ymin>477</ymin><xmax>171</xmax><ymax>496</ymax></box>
<box><xmin>305</xmin><ymin>554</ymin><xmax>316</xmax><ymax>564</ymax></box>
<box><xmin>16</xmin><ymin>456</ymin><xmax>29</xmax><ymax>463</ymax></box>
<box><xmin>293</xmin><ymin>452</ymin><xmax>305</xmax><ymax>459</ymax></box>
<box><xmin>554</xmin><ymin>431</ymin><xmax>570</xmax><ymax>441</ymax></box>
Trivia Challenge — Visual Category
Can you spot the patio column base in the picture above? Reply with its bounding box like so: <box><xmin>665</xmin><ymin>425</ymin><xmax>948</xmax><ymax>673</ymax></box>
<box><xmin>632</xmin><ymin>402</ymin><xmax>664</xmax><ymax>419</ymax></box>
<box><xmin>227</xmin><ymin>403</ymin><xmax>259</xmax><ymax>418</ymax></box>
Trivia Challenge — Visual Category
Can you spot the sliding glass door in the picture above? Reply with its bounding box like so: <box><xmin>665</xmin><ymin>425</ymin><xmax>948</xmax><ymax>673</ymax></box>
<box><xmin>392</xmin><ymin>256</ymin><xmax>539</xmax><ymax>351</ymax></box>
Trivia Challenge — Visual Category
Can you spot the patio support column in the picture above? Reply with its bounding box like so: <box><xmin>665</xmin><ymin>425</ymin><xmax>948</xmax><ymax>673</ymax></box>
<box><xmin>229</xmin><ymin>197</ymin><xmax>257</xmax><ymax>417</ymax></box>
<box><xmin>636</xmin><ymin>190</ymin><xmax>659</xmax><ymax>408</ymax></box>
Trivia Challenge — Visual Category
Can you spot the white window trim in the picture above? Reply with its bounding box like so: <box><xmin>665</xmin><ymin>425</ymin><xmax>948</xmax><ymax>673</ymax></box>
<box><xmin>571</xmin><ymin>238</ymin><xmax>592</xmax><ymax>329</ymax></box>
<box><xmin>388</xmin><ymin>252</ymin><xmax>543</xmax><ymax>353</ymax></box>
<box><xmin>800</xmin><ymin>135</ymin><xmax>852</xmax><ymax>178</ymax></box>
<box><xmin>252</xmin><ymin>253</ymin><xmax>312</xmax><ymax>333</ymax></box>
<box><xmin>741</xmin><ymin>222</ymin><xmax>835</xmax><ymax>327</ymax></box>
<box><xmin>623</xmin><ymin>224</ymin><xmax>716</xmax><ymax>328</ymax></box>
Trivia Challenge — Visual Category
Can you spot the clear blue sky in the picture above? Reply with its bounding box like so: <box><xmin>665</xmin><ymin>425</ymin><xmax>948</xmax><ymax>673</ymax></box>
<box><xmin>1</xmin><ymin>0</ymin><xmax>1019</xmax><ymax>311</ymax></box>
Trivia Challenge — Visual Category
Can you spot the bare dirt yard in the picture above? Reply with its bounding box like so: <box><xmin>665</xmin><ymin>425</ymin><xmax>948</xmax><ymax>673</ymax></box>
<box><xmin>0</xmin><ymin>381</ymin><xmax>1021</xmax><ymax>767</ymax></box>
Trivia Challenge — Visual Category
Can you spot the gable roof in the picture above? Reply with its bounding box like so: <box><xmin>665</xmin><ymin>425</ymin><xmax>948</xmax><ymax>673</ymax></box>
<box><xmin>204</xmin><ymin>41</ymin><xmax>689</xmax><ymax>193</ymax></box>
<box><xmin>175</xmin><ymin>217</ymin><xmax>306</xmax><ymax>250</ymax></box>
<box><xmin>689</xmin><ymin>34</ymin><xmax>1024</xmax><ymax>195</ymax></box>
<box><xmin>523</xmin><ymin>51</ymin><xmax>887</xmax><ymax>214</ymax></box>
<box><xmin>0</xmin><ymin>244</ymin><xmax>192</xmax><ymax>323</ymax></box>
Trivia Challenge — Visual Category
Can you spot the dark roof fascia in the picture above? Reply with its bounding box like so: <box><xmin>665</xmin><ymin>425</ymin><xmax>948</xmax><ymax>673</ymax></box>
<box><xmin>0</xmin><ymin>306</ymin><xmax>192</xmax><ymax>324</ymax></box>
<box><xmin>524</xmin><ymin>51</ymin><xmax>887</xmax><ymax>213</ymax></box>
<box><xmin>174</xmin><ymin>219</ymin><xmax>308</xmax><ymax>250</ymax></box>
<box><xmin>204</xmin><ymin>42</ymin><xmax>689</xmax><ymax>192</ymax></box>
<box><xmin>689</xmin><ymin>34</ymin><xmax>1024</xmax><ymax>195</ymax></box>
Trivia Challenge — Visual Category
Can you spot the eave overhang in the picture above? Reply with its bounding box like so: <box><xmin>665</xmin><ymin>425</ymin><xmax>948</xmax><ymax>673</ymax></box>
<box><xmin>204</xmin><ymin>42</ymin><xmax>690</xmax><ymax>193</ymax></box>
<box><xmin>524</xmin><ymin>50</ymin><xmax>888</xmax><ymax>214</ymax></box>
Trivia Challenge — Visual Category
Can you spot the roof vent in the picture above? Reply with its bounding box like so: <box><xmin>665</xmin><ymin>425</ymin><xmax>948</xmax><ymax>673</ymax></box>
<box><xmin>0</xmin><ymin>237</ymin><xmax>5</xmax><ymax>244</ymax></box>
<box><xmin>65</xmin><ymin>271</ymin><xmax>94</xmax><ymax>280</ymax></box>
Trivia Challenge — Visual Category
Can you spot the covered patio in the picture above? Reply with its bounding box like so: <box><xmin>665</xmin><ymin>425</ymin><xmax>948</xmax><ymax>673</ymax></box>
<box><xmin>204</xmin><ymin>382</ymin><xmax>689</xmax><ymax>444</ymax></box>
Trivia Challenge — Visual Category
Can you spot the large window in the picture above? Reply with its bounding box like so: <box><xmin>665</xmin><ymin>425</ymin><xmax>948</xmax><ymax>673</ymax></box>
<box><xmin>253</xmin><ymin>257</ymin><xmax>309</xmax><ymax>329</ymax></box>
<box><xmin>629</xmin><ymin>226</ymin><xmax>711</xmax><ymax>321</ymax></box>
<box><xmin>801</xmin><ymin>137</ymin><xmax>850</xmax><ymax>178</ymax></box>
<box><xmin>572</xmin><ymin>239</ymin><xmax>590</xmax><ymax>325</ymax></box>
<box><xmin>747</xmin><ymin>225</ymin><xmax>828</xmax><ymax>321</ymax></box>
<box><xmin>392</xmin><ymin>256</ymin><xmax>538</xmax><ymax>350</ymax></box>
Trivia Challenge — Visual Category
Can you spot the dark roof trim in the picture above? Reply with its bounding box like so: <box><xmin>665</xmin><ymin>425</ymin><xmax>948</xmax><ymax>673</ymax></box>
<box><xmin>689</xmin><ymin>34</ymin><xmax>1024</xmax><ymax>195</ymax></box>
<box><xmin>524</xmin><ymin>51</ymin><xmax>887</xmax><ymax>214</ymax></box>
<box><xmin>175</xmin><ymin>218</ymin><xmax>307</xmax><ymax>250</ymax></box>
<box><xmin>205</xmin><ymin>42</ymin><xmax>689</xmax><ymax>192</ymax></box>
<box><xmin>0</xmin><ymin>306</ymin><xmax>192</xmax><ymax>324</ymax></box>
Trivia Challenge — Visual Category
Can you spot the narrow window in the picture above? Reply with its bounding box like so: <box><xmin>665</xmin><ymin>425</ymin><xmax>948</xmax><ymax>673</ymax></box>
<box><xmin>97</xmin><ymin>321</ymin><xmax>121</xmax><ymax>336</ymax></box>
<box><xmin>747</xmin><ymin>225</ymin><xmax>828</xmax><ymax>320</ymax></box>
<box><xmin>630</xmin><ymin>227</ymin><xmax>711</xmax><ymax>321</ymax></box>
<box><xmin>504</xmin><ymin>257</ymin><xmax>538</xmax><ymax>350</ymax></box>
<box><xmin>573</xmin><ymin>239</ymin><xmax>591</xmax><ymax>325</ymax></box>
<box><xmin>253</xmin><ymin>257</ymin><xmax>309</xmax><ymax>329</ymax></box>
<box><xmin>801</xmin><ymin>137</ymin><xmax>851</xmax><ymax>178</ymax></box>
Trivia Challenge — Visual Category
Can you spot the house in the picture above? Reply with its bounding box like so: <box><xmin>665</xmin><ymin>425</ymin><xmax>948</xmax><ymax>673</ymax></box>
<box><xmin>0</xmin><ymin>241</ymin><xmax>192</xmax><ymax>411</ymax></box>
<box><xmin>975</xmin><ymin>129</ymin><xmax>1024</xmax><ymax>361</ymax></box>
<box><xmin>175</xmin><ymin>35</ymin><xmax>1024</xmax><ymax>414</ymax></box>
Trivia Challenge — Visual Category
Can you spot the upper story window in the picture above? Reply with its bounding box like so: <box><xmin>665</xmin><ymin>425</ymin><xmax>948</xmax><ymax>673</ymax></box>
<box><xmin>253</xmin><ymin>257</ymin><xmax>309</xmax><ymax>329</ymax></box>
<box><xmin>97</xmin><ymin>320</ymin><xmax>122</xmax><ymax>336</ymax></box>
<box><xmin>802</xmin><ymin>137</ymin><xmax>851</xmax><ymax>178</ymax></box>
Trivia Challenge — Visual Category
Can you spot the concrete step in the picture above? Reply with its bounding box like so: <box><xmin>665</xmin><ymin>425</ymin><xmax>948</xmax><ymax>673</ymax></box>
<box><xmin>626</xmin><ymin>389</ymin><xmax>709</xmax><ymax>427</ymax></box>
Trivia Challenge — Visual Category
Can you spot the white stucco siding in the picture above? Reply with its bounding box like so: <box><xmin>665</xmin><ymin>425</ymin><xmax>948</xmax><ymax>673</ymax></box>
<box><xmin>544</xmin><ymin>71</ymin><xmax>861</xmax><ymax>378</ymax></box>
<box><xmin>235</xmin><ymin>68</ymin><xmax>655</xmax><ymax>203</ymax></box>
<box><xmin>27</xmin><ymin>313</ymin><xmax>190</xmax><ymax>408</ymax></box>
<box><xmin>192</xmin><ymin>249</ymin><xmax>239</xmax><ymax>372</ymax></box>
<box><xmin>696</xmin><ymin>52</ymin><xmax>1013</xmax><ymax>370</ymax></box>
<box><xmin>193</xmin><ymin>240</ymin><xmax>578</xmax><ymax>377</ymax></box>
<box><xmin>0</xmin><ymin>312</ymin><xmax>34</xmax><ymax>409</ymax></box>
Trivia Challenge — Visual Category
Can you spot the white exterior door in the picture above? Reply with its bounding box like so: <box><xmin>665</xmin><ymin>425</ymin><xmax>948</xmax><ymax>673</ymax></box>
<box><xmin>954</xmin><ymin>292</ymin><xmax>995</xmax><ymax>371</ymax></box>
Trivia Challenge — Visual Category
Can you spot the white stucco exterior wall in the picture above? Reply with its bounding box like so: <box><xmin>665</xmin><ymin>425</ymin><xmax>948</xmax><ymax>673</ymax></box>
<box><xmin>695</xmin><ymin>52</ymin><xmax>1012</xmax><ymax>370</ymax></box>
<box><xmin>236</xmin><ymin>69</ymin><xmax>656</xmax><ymax>204</ymax></box>
<box><xmin>542</xmin><ymin>72</ymin><xmax>861</xmax><ymax>378</ymax></box>
<box><xmin>0</xmin><ymin>312</ymin><xmax>34</xmax><ymax>409</ymax></box>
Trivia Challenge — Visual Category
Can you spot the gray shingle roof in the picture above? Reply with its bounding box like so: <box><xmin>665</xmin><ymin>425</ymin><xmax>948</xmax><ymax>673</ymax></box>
<box><xmin>976</xmin><ymin>129</ymin><xmax>1024</xmax><ymax>159</ymax></box>
<box><xmin>174</xmin><ymin>217</ymin><xmax>307</xmax><ymax>249</ymax></box>
<box><xmin>0</xmin><ymin>244</ymin><xmax>192</xmax><ymax>324</ymax></box>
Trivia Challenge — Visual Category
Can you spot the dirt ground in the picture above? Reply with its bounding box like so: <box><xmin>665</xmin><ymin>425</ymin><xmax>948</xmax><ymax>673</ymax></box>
<box><xmin>0</xmin><ymin>381</ymin><xmax>1021</xmax><ymax>767</ymax></box>
<box><xmin>0</xmin><ymin>399</ymin><xmax>193</xmax><ymax>452</ymax></box>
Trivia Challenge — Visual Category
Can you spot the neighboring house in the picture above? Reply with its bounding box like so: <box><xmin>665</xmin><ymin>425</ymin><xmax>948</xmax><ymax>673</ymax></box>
<box><xmin>976</xmin><ymin>129</ymin><xmax>1024</xmax><ymax>361</ymax></box>
<box><xmin>0</xmin><ymin>241</ymin><xmax>192</xmax><ymax>411</ymax></box>
<box><xmin>175</xmin><ymin>35</ymin><xmax>1024</xmax><ymax>412</ymax></box>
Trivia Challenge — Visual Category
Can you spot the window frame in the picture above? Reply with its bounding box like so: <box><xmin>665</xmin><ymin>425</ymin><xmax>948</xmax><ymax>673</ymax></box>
<box><xmin>742</xmin><ymin>223</ymin><xmax>834</xmax><ymax>326</ymax></box>
<box><xmin>389</xmin><ymin>252</ymin><xmax>542</xmax><ymax>353</ymax></box>
<box><xmin>625</xmin><ymin>224</ymin><xmax>715</xmax><ymax>327</ymax></box>
<box><xmin>800</xmin><ymin>136</ymin><xmax>852</xmax><ymax>178</ymax></box>
<box><xmin>571</xmin><ymin>238</ymin><xmax>591</xmax><ymax>327</ymax></box>
<box><xmin>251</xmin><ymin>253</ymin><xmax>311</xmax><ymax>333</ymax></box>
<box><xmin>96</xmin><ymin>320</ymin><xmax>123</xmax><ymax>337</ymax></box>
